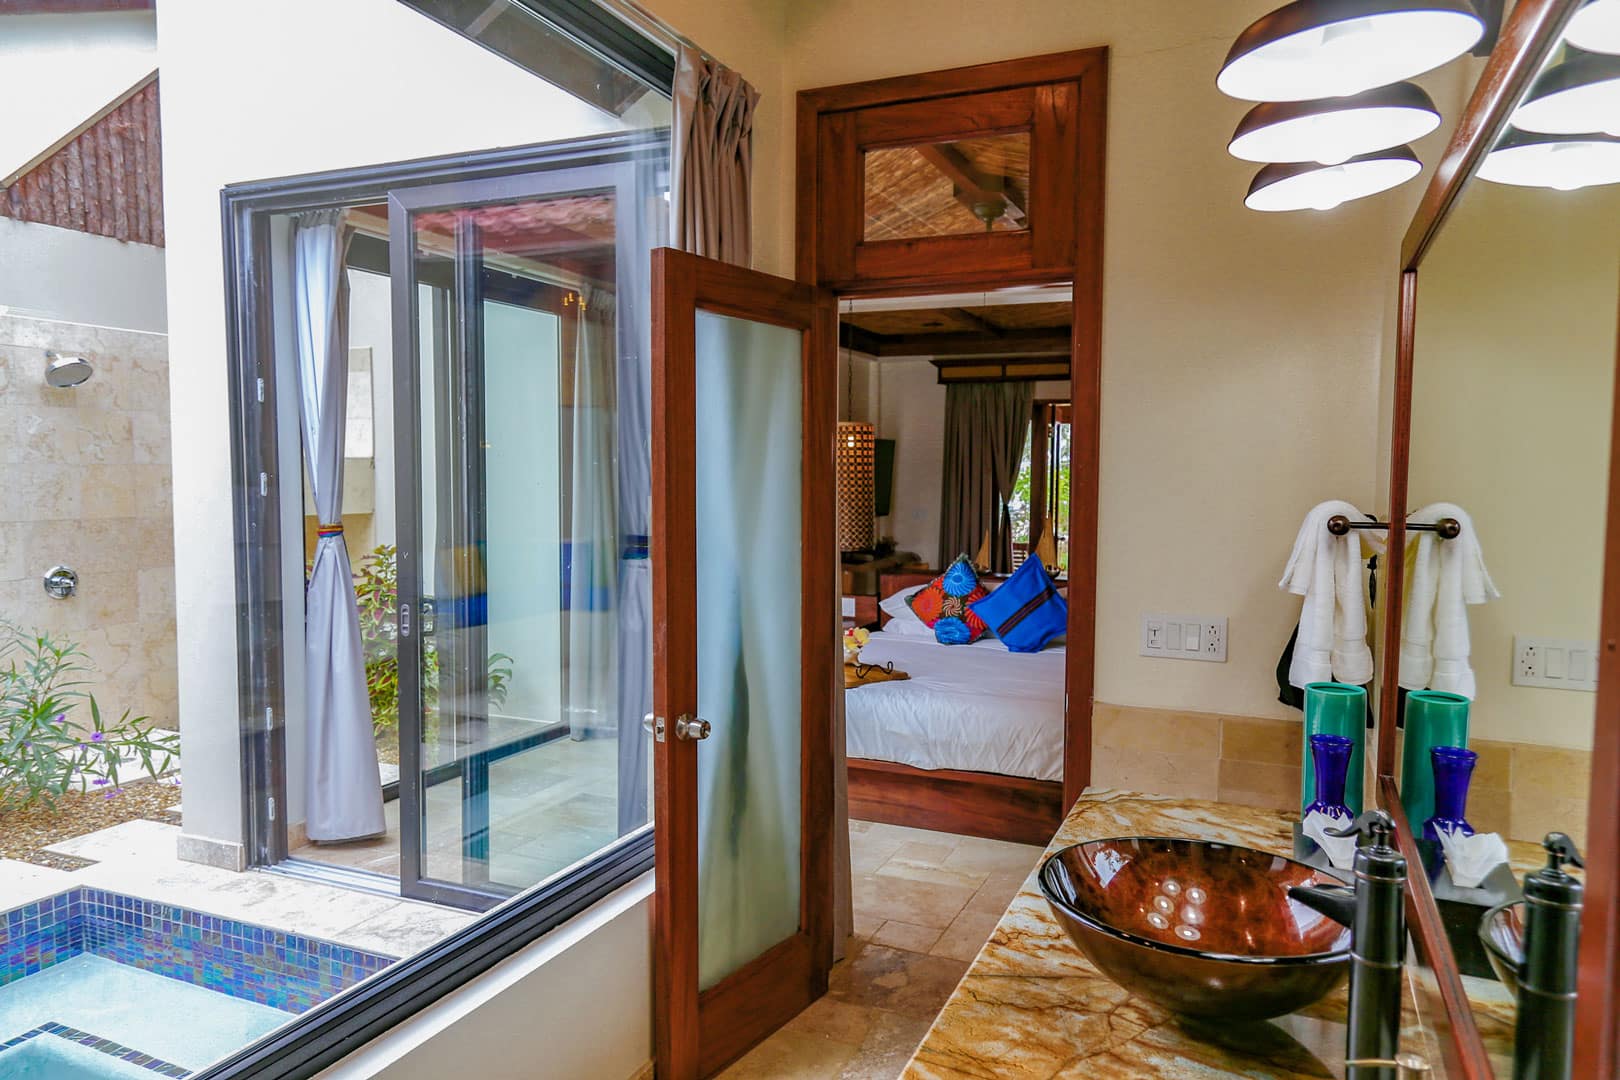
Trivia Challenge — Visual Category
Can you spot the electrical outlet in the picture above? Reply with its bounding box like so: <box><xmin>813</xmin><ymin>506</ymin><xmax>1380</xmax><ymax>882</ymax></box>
<box><xmin>1142</xmin><ymin>614</ymin><xmax>1227</xmax><ymax>663</ymax></box>
<box><xmin>1514</xmin><ymin>635</ymin><xmax>1597</xmax><ymax>692</ymax></box>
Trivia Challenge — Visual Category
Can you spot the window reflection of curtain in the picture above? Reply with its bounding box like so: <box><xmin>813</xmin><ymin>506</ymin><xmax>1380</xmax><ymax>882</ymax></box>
<box><xmin>615</xmin><ymin>156</ymin><xmax>665</xmax><ymax>836</ymax></box>
<box><xmin>292</xmin><ymin>209</ymin><xmax>385</xmax><ymax>842</ymax></box>
<box><xmin>939</xmin><ymin>383</ymin><xmax>1035</xmax><ymax>574</ymax></box>
<box><xmin>566</xmin><ymin>287</ymin><xmax>618</xmax><ymax>742</ymax></box>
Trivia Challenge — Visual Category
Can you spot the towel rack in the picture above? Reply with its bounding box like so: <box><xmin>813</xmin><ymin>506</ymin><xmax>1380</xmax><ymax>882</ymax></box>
<box><xmin>1327</xmin><ymin>514</ymin><xmax>1462</xmax><ymax>540</ymax></box>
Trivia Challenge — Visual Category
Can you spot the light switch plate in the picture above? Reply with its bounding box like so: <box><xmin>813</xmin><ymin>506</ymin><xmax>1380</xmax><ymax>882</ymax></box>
<box><xmin>1513</xmin><ymin>635</ymin><xmax>1598</xmax><ymax>692</ymax></box>
<box><xmin>1142</xmin><ymin>613</ymin><xmax>1227</xmax><ymax>662</ymax></box>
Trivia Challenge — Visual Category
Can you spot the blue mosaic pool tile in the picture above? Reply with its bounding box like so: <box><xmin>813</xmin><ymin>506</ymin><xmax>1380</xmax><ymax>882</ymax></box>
<box><xmin>0</xmin><ymin>887</ymin><xmax>396</xmax><ymax>1014</ymax></box>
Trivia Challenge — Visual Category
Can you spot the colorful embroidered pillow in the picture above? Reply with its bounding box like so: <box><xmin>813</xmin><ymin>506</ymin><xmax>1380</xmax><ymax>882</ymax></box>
<box><xmin>970</xmin><ymin>553</ymin><xmax>1067</xmax><ymax>653</ymax></box>
<box><xmin>907</xmin><ymin>555</ymin><xmax>990</xmax><ymax>645</ymax></box>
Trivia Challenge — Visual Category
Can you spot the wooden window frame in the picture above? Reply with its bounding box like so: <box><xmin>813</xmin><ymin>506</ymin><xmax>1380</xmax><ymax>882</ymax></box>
<box><xmin>1374</xmin><ymin>3</ymin><xmax>1619</xmax><ymax>1077</ymax></box>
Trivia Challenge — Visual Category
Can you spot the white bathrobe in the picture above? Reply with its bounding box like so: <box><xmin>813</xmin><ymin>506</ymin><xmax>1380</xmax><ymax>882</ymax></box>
<box><xmin>1280</xmin><ymin>501</ymin><xmax>1383</xmax><ymax>690</ymax></box>
<box><xmin>1398</xmin><ymin>503</ymin><xmax>1499</xmax><ymax>699</ymax></box>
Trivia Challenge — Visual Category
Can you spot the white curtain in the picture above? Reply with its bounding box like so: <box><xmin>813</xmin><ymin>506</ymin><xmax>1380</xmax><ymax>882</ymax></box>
<box><xmin>567</xmin><ymin>286</ymin><xmax>619</xmax><ymax>741</ymax></box>
<box><xmin>293</xmin><ymin>210</ymin><xmax>385</xmax><ymax>843</ymax></box>
<box><xmin>616</xmin><ymin>157</ymin><xmax>663</xmax><ymax>836</ymax></box>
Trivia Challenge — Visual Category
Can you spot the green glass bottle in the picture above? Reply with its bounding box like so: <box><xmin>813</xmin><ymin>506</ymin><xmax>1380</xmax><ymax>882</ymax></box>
<box><xmin>1399</xmin><ymin>690</ymin><xmax>1469</xmax><ymax>831</ymax></box>
<box><xmin>1302</xmin><ymin>682</ymin><xmax>1366</xmax><ymax>816</ymax></box>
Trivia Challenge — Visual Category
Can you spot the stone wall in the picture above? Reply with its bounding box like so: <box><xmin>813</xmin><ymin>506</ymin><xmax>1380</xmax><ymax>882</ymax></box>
<box><xmin>0</xmin><ymin>313</ymin><xmax>177</xmax><ymax>730</ymax></box>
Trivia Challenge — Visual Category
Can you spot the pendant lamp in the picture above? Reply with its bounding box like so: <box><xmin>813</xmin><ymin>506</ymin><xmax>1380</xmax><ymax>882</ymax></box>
<box><xmin>1567</xmin><ymin>0</ymin><xmax>1620</xmax><ymax>55</ymax></box>
<box><xmin>1244</xmin><ymin>145</ymin><xmax>1422</xmax><ymax>211</ymax></box>
<box><xmin>1229</xmin><ymin>82</ymin><xmax>1441</xmax><ymax>164</ymax></box>
<box><xmin>1512</xmin><ymin>50</ymin><xmax>1620</xmax><ymax>136</ymax></box>
<box><xmin>1477</xmin><ymin>128</ymin><xmax>1620</xmax><ymax>190</ymax></box>
<box><xmin>1218</xmin><ymin>0</ymin><xmax>1485</xmax><ymax>102</ymax></box>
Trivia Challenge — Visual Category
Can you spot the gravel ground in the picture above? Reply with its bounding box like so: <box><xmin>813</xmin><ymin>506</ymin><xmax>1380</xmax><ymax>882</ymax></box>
<box><xmin>0</xmin><ymin>777</ymin><xmax>182</xmax><ymax>869</ymax></box>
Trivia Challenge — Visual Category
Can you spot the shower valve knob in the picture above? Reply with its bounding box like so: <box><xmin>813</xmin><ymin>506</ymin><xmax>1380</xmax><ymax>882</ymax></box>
<box><xmin>42</xmin><ymin>566</ymin><xmax>77</xmax><ymax>599</ymax></box>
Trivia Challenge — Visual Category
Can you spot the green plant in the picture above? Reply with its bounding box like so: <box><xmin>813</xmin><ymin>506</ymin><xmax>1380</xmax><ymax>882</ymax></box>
<box><xmin>353</xmin><ymin>545</ymin><xmax>515</xmax><ymax>738</ymax></box>
<box><xmin>0</xmin><ymin>624</ymin><xmax>179</xmax><ymax>812</ymax></box>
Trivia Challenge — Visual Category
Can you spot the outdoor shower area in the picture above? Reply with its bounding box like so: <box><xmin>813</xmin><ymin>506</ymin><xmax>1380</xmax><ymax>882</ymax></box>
<box><xmin>0</xmin><ymin>309</ymin><xmax>183</xmax><ymax>874</ymax></box>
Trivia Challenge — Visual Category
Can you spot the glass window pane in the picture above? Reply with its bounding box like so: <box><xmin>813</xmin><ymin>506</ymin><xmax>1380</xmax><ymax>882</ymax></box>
<box><xmin>864</xmin><ymin>132</ymin><xmax>1031</xmax><ymax>241</ymax></box>
<box><xmin>693</xmin><ymin>311</ymin><xmax>804</xmax><ymax>991</ymax></box>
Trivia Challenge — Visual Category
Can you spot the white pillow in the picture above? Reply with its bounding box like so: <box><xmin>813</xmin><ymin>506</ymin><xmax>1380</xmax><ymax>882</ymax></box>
<box><xmin>877</xmin><ymin>583</ymin><xmax>933</xmax><ymax>637</ymax></box>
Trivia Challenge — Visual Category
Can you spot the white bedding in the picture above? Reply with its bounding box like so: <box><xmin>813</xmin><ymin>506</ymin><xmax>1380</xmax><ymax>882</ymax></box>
<box><xmin>845</xmin><ymin>628</ymin><xmax>1066</xmax><ymax>781</ymax></box>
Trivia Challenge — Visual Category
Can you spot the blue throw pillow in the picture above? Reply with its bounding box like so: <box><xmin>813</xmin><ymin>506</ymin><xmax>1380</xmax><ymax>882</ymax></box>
<box><xmin>970</xmin><ymin>554</ymin><xmax>1068</xmax><ymax>653</ymax></box>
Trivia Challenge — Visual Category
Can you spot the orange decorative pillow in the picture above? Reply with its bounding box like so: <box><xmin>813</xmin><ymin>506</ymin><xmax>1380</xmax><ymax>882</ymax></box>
<box><xmin>906</xmin><ymin>555</ymin><xmax>990</xmax><ymax>644</ymax></box>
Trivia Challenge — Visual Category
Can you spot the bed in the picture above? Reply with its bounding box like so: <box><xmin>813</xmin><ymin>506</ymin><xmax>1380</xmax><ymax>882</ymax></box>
<box><xmin>844</xmin><ymin>572</ymin><xmax>1068</xmax><ymax>845</ymax></box>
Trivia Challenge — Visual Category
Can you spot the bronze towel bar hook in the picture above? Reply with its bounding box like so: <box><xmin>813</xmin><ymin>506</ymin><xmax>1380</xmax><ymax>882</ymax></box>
<box><xmin>1326</xmin><ymin>514</ymin><xmax>1462</xmax><ymax>540</ymax></box>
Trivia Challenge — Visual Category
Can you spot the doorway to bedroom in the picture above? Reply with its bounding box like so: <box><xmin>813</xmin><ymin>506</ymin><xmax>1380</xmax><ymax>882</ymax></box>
<box><xmin>835</xmin><ymin>288</ymin><xmax>1084</xmax><ymax>846</ymax></box>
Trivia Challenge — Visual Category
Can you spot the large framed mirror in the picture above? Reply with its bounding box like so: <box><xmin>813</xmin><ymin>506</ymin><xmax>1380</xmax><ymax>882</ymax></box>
<box><xmin>1374</xmin><ymin>1</ymin><xmax>1620</xmax><ymax>1075</ymax></box>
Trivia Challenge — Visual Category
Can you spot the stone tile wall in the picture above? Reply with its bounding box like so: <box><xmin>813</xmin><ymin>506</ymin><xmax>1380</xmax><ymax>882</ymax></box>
<box><xmin>0</xmin><ymin>314</ymin><xmax>176</xmax><ymax>730</ymax></box>
<box><xmin>1093</xmin><ymin>702</ymin><xmax>1592</xmax><ymax>846</ymax></box>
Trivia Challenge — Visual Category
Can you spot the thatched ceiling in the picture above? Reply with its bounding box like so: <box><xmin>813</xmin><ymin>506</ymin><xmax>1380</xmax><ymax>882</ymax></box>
<box><xmin>864</xmin><ymin>134</ymin><xmax>1031</xmax><ymax>241</ymax></box>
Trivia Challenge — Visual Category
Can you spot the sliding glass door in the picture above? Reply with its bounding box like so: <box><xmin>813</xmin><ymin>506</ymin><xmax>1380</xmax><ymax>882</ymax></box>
<box><xmin>388</xmin><ymin>163</ymin><xmax>654</xmax><ymax>908</ymax></box>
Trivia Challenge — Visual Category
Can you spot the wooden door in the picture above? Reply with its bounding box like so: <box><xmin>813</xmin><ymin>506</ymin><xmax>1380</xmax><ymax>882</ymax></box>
<box><xmin>650</xmin><ymin>247</ymin><xmax>838</xmax><ymax>1079</ymax></box>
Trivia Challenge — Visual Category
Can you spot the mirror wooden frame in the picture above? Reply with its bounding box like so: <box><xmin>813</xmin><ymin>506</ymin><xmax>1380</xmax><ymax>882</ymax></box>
<box><xmin>1374</xmin><ymin>1</ymin><xmax>1620</xmax><ymax>1076</ymax></box>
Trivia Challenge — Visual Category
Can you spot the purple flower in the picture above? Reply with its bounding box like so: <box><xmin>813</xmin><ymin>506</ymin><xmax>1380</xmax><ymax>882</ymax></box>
<box><xmin>53</xmin><ymin>714</ymin><xmax>66</xmax><ymax>726</ymax></box>
<box><xmin>103</xmin><ymin>788</ymin><xmax>123</xmax><ymax>800</ymax></box>
<box><xmin>90</xmin><ymin>732</ymin><xmax>104</xmax><ymax>742</ymax></box>
<box><xmin>92</xmin><ymin>778</ymin><xmax>110</xmax><ymax>786</ymax></box>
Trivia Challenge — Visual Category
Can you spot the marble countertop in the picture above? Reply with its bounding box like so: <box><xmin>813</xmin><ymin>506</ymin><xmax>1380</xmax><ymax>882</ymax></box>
<box><xmin>902</xmin><ymin>790</ymin><xmax>1442</xmax><ymax>1079</ymax></box>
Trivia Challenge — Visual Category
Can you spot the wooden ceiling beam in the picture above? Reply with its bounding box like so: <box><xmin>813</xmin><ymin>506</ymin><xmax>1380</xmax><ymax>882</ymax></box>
<box><xmin>949</xmin><ymin>307</ymin><xmax>1003</xmax><ymax>336</ymax></box>
<box><xmin>917</xmin><ymin>143</ymin><xmax>1027</xmax><ymax>228</ymax></box>
<box><xmin>837</xmin><ymin>322</ymin><xmax>887</xmax><ymax>357</ymax></box>
<box><xmin>871</xmin><ymin>328</ymin><xmax>1069</xmax><ymax>358</ymax></box>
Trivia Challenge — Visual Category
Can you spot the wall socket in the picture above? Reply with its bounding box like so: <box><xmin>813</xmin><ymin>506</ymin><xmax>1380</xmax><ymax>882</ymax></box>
<box><xmin>1513</xmin><ymin>636</ymin><xmax>1598</xmax><ymax>692</ymax></box>
<box><xmin>1141</xmin><ymin>614</ymin><xmax>1227</xmax><ymax>663</ymax></box>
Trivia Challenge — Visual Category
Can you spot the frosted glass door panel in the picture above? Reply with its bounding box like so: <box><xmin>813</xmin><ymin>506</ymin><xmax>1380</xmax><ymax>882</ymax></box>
<box><xmin>693</xmin><ymin>310</ymin><xmax>804</xmax><ymax>992</ymax></box>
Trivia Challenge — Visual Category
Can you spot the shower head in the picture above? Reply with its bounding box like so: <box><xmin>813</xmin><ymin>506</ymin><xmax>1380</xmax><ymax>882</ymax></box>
<box><xmin>45</xmin><ymin>353</ymin><xmax>93</xmax><ymax>388</ymax></box>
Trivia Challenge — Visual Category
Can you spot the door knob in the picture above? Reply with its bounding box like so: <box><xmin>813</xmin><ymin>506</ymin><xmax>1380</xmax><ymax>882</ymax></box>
<box><xmin>675</xmin><ymin>715</ymin><xmax>711</xmax><ymax>741</ymax></box>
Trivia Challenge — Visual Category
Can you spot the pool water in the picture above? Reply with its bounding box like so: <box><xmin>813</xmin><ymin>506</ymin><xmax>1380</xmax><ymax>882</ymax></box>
<box><xmin>0</xmin><ymin>955</ymin><xmax>290</xmax><ymax>1075</ymax></box>
<box><xmin>0</xmin><ymin>1031</ymin><xmax>163</xmax><ymax>1079</ymax></box>
<box><xmin>0</xmin><ymin>888</ymin><xmax>395</xmax><ymax>1079</ymax></box>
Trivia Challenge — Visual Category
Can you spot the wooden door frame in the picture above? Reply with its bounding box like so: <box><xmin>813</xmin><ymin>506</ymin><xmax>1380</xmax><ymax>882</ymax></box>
<box><xmin>1371</xmin><ymin>3</ymin><xmax>1617</xmax><ymax>1078</ymax></box>
<box><xmin>797</xmin><ymin>49</ymin><xmax>1107</xmax><ymax>813</ymax></box>
<box><xmin>650</xmin><ymin>247</ymin><xmax>838</xmax><ymax>1080</ymax></box>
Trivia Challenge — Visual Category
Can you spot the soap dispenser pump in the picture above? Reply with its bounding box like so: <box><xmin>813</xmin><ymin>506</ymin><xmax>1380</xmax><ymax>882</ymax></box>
<box><xmin>1514</xmin><ymin>832</ymin><xmax>1584</xmax><ymax>1080</ymax></box>
<box><xmin>1289</xmin><ymin>810</ymin><xmax>1407</xmax><ymax>1080</ymax></box>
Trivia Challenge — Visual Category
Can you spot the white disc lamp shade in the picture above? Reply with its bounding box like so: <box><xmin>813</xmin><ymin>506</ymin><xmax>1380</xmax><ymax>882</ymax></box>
<box><xmin>1228</xmin><ymin>82</ymin><xmax>1441</xmax><ymax>164</ymax></box>
<box><xmin>1218</xmin><ymin>0</ymin><xmax>1485</xmax><ymax>102</ymax></box>
<box><xmin>1511</xmin><ymin>51</ymin><xmax>1620</xmax><ymax>136</ymax></box>
<box><xmin>1567</xmin><ymin>0</ymin><xmax>1620</xmax><ymax>55</ymax></box>
<box><xmin>1477</xmin><ymin>128</ymin><xmax>1620</xmax><ymax>190</ymax></box>
<box><xmin>1245</xmin><ymin>145</ymin><xmax>1422</xmax><ymax>211</ymax></box>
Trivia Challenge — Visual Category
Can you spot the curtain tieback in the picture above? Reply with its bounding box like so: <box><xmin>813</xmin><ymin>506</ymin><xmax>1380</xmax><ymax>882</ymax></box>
<box><xmin>317</xmin><ymin>522</ymin><xmax>344</xmax><ymax>539</ymax></box>
<box><xmin>621</xmin><ymin>533</ymin><xmax>650</xmax><ymax>560</ymax></box>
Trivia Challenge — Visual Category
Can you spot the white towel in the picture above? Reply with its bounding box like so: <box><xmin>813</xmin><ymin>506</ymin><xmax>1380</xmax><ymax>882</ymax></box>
<box><xmin>1399</xmin><ymin>503</ymin><xmax>1499</xmax><ymax>699</ymax></box>
<box><xmin>1279</xmin><ymin>501</ymin><xmax>1383</xmax><ymax>689</ymax></box>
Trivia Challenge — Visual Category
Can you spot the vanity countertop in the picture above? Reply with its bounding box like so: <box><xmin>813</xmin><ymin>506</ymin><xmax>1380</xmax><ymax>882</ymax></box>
<box><xmin>902</xmin><ymin>789</ymin><xmax>1440</xmax><ymax>1079</ymax></box>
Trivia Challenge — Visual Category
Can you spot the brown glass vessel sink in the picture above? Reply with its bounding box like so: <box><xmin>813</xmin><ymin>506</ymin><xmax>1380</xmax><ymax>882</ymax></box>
<box><xmin>1038</xmin><ymin>837</ymin><xmax>1352</xmax><ymax>1020</ymax></box>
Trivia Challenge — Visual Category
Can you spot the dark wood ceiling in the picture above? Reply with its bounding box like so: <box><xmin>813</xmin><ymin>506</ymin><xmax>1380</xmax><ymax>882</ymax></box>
<box><xmin>842</xmin><ymin>302</ymin><xmax>1070</xmax><ymax>359</ymax></box>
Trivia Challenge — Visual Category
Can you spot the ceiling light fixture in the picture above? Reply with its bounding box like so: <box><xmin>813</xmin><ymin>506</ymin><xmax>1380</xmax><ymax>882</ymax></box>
<box><xmin>1218</xmin><ymin>0</ymin><xmax>1485</xmax><ymax>102</ymax></box>
<box><xmin>1511</xmin><ymin>50</ymin><xmax>1620</xmax><ymax>136</ymax></box>
<box><xmin>1567</xmin><ymin>0</ymin><xmax>1620</xmax><ymax>55</ymax></box>
<box><xmin>1476</xmin><ymin>128</ymin><xmax>1620</xmax><ymax>190</ymax></box>
<box><xmin>1244</xmin><ymin>145</ymin><xmax>1422</xmax><ymax>211</ymax></box>
<box><xmin>1228</xmin><ymin>81</ymin><xmax>1441</xmax><ymax>164</ymax></box>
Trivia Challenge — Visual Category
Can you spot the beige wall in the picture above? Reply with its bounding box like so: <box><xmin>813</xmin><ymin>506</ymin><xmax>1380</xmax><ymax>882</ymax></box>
<box><xmin>1408</xmin><ymin>180</ymin><xmax>1620</xmax><ymax>752</ymax></box>
<box><xmin>0</xmin><ymin>313</ymin><xmax>177</xmax><ymax>729</ymax></box>
<box><xmin>646</xmin><ymin>0</ymin><xmax>1470</xmax><ymax>725</ymax></box>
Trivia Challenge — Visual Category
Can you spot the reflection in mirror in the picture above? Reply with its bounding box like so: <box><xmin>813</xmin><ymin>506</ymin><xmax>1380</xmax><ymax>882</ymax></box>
<box><xmin>1405</xmin><ymin>174</ymin><xmax>1619</xmax><ymax>1072</ymax></box>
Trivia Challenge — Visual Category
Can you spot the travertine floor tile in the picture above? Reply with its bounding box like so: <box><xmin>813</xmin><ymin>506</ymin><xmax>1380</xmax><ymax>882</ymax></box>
<box><xmin>871</xmin><ymin>919</ymin><xmax>944</xmax><ymax>954</ymax></box>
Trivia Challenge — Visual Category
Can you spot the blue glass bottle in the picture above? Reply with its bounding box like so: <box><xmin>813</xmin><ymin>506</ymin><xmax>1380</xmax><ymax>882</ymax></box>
<box><xmin>1305</xmin><ymin>733</ymin><xmax>1355</xmax><ymax>824</ymax></box>
<box><xmin>1423</xmin><ymin>745</ymin><xmax>1478</xmax><ymax>844</ymax></box>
